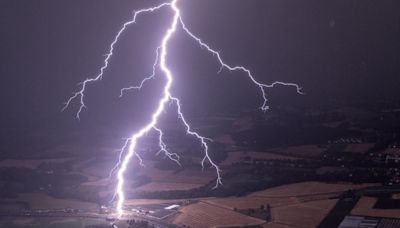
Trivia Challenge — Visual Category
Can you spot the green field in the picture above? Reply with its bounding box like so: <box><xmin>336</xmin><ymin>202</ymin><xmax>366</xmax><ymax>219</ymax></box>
<box><xmin>0</xmin><ymin>217</ymin><xmax>109</xmax><ymax>228</ymax></box>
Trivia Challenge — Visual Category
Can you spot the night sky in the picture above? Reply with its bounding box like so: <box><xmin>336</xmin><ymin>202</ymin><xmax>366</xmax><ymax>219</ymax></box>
<box><xmin>1</xmin><ymin>0</ymin><xmax>400</xmax><ymax>134</ymax></box>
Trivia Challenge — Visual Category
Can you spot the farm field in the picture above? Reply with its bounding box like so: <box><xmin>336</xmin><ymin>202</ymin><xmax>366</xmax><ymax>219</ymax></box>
<box><xmin>271</xmin><ymin>199</ymin><xmax>337</xmax><ymax>228</ymax></box>
<box><xmin>134</xmin><ymin>166</ymin><xmax>215</xmax><ymax>192</ymax></box>
<box><xmin>39</xmin><ymin>143</ymin><xmax>117</xmax><ymax>158</ymax></box>
<box><xmin>202</xmin><ymin>197</ymin><xmax>296</xmax><ymax>210</ymax></box>
<box><xmin>249</xmin><ymin>182</ymin><xmax>377</xmax><ymax>198</ymax></box>
<box><xmin>0</xmin><ymin>158</ymin><xmax>74</xmax><ymax>169</ymax></box>
<box><xmin>169</xmin><ymin>201</ymin><xmax>265</xmax><ymax>228</ymax></box>
<box><xmin>233</xmin><ymin>116</ymin><xmax>253</xmax><ymax>132</ymax></box>
<box><xmin>0</xmin><ymin>217</ymin><xmax>108</xmax><ymax>228</ymax></box>
<box><xmin>221</xmin><ymin>151</ymin><xmax>300</xmax><ymax>166</ymax></box>
<box><xmin>78</xmin><ymin>159</ymin><xmax>205</xmax><ymax>191</ymax></box>
<box><xmin>201</xmin><ymin>182</ymin><xmax>379</xmax><ymax>228</ymax></box>
<box><xmin>161</xmin><ymin>169</ymin><xmax>216</xmax><ymax>184</ymax></box>
<box><xmin>344</xmin><ymin>143</ymin><xmax>375</xmax><ymax>153</ymax></box>
<box><xmin>214</xmin><ymin>134</ymin><xmax>236</xmax><ymax>145</ymax></box>
<box><xmin>3</xmin><ymin>193</ymin><xmax>99</xmax><ymax>211</ymax></box>
<box><xmin>262</xmin><ymin>223</ymin><xmax>294</xmax><ymax>228</ymax></box>
<box><xmin>124</xmin><ymin>198</ymin><xmax>188</xmax><ymax>206</ymax></box>
<box><xmin>80</xmin><ymin>160</ymin><xmax>116</xmax><ymax>178</ymax></box>
<box><xmin>135</xmin><ymin>181</ymin><xmax>203</xmax><ymax>192</ymax></box>
<box><xmin>81</xmin><ymin>177</ymin><xmax>111</xmax><ymax>186</ymax></box>
<box><xmin>270</xmin><ymin>145</ymin><xmax>325</xmax><ymax>157</ymax></box>
<box><xmin>130</xmin><ymin>160</ymin><xmax>174</xmax><ymax>181</ymax></box>
<box><xmin>0</xmin><ymin>139</ymin><xmax>385</xmax><ymax>228</ymax></box>
<box><xmin>351</xmin><ymin>196</ymin><xmax>400</xmax><ymax>219</ymax></box>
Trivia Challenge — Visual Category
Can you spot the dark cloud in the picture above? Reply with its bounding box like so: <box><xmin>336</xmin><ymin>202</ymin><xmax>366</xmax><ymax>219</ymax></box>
<box><xmin>0</xmin><ymin>0</ymin><xmax>399</xmax><ymax>129</ymax></box>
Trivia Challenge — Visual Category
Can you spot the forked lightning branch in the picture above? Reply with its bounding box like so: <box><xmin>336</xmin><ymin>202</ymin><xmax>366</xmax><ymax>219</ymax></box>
<box><xmin>63</xmin><ymin>0</ymin><xmax>303</xmax><ymax>218</ymax></box>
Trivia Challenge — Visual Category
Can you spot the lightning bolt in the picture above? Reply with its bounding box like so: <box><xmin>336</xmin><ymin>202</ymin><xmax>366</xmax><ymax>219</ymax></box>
<box><xmin>63</xmin><ymin>0</ymin><xmax>303</xmax><ymax>218</ymax></box>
